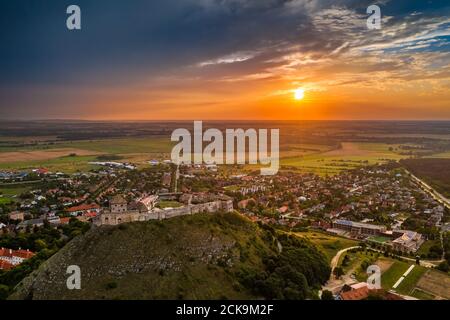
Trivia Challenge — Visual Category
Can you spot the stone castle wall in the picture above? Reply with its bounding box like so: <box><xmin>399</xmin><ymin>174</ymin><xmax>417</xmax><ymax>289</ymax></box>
<box><xmin>97</xmin><ymin>200</ymin><xmax>233</xmax><ymax>226</ymax></box>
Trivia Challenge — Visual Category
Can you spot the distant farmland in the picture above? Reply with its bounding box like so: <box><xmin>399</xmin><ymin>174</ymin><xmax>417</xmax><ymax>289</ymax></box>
<box><xmin>281</xmin><ymin>142</ymin><xmax>408</xmax><ymax>175</ymax></box>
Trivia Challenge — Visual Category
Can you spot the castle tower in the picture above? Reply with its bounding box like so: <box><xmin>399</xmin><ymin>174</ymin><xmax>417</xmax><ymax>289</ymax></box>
<box><xmin>110</xmin><ymin>195</ymin><xmax>128</xmax><ymax>213</ymax></box>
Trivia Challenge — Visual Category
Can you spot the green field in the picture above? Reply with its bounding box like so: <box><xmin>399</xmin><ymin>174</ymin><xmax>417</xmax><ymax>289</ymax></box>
<box><xmin>0</xmin><ymin>138</ymin><xmax>446</xmax><ymax>176</ymax></box>
<box><xmin>281</xmin><ymin>142</ymin><xmax>408</xmax><ymax>175</ymax></box>
<box><xmin>0</xmin><ymin>137</ymin><xmax>175</xmax><ymax>173</ymax></box>
<box><xmin>336</xmin><ymin>249</ymin><xmax>443</xmax><ymax>299</ymax></box>
<box><xmin>395</xmin><ymin>265</ymin><xmax>427</xmax><ymax>295</ymax></box>
<box><xmin>367</xmin><ymin>236</ymin><xmax>391</xmax><ymax>244</ymax></box>
<box><xmin>0</xmin><ymin>137</ymin><xmax>174</xmax><ymax>154</ymax></box>
<box><xmin>0</xmin><ymin>197</ymin><xmax>12</xmax><ymax>205</ymax></box>
<box><xmin>381</xmin><ymin>260</ymin><xmax>411</xmax><ymax>289</ymax></box>
<box><xmin>0</xmin><ymin>183</ymin><xmax>38</xmax><ymax>203</ymax></box>
<box><xmin>411</xmin><ymin>288</ymin><xmax>436</xmax><ymax>300</ymax></box>
<box><xmin>0</xmin><ymin>155</ymin><xmax>100</xmax><ymax>173</ymax></box>
<box><xmin>295</xmin><ymin>230</ymin><xmax>359</xmax><ymax>262</ymax></box>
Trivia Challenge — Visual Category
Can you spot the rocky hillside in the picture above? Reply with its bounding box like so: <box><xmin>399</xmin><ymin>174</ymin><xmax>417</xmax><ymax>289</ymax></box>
<box><xmin>10</xmin><ymin>212</ymin><xmax>329</xmax><ymax>300</ymax></box>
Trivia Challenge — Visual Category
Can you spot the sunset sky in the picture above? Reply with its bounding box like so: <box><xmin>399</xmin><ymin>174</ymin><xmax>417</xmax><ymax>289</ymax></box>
<box><xmin>1</xmin><ymin>0</ymin><xmax>450</xmax><ymax>120</ymax></box>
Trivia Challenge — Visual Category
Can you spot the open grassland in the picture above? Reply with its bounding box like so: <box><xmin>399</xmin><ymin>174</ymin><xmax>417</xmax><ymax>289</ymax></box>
<box><xmin>376</xmin><ymin>259</ymin><xmax>430</xmax><ymax>298</ymax></box>
<box><xmin>395</xmin><ymin>265</ymin><xmax>427</xmax><ymax>295</ymax></box>
<box><xmin>294</xmin><ymin>230</ymin><xmax>358</xmax><ymax>262</ymax></box>
<box><xmin>281</xmin><ymin>142</ymin><xmax>408</xmax><ymax>175</ymax></box>
<box><xmin>0</xmin><ymin>155</ymin><xmax>100</xmax><ymax>173</ymax></box>
<box><xmin>380</xmin><ymin>260</ymin><xmax>411</xmax><ymax>289</ymax></box>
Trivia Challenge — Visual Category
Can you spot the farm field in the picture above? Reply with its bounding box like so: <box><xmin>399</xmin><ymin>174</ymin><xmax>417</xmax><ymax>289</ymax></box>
<box><xmin>0</xmin><ymin>137</ymin><xmax>175</xmax><ymax>172</ymax></box>
<box><xmin>281</xmin><ymin>142</ymin><xmax>408</xmax><ymax>175</ymax></box>
<box><xmin>416</xmin><ymin>269</ymin><xmax>450</xmax><ymax>299</ymax></box>
<box><xmin>427</xmin><ymin>151</ymin><xmax>450</xmax><ymax>159</ymax></box>
<box><xmin>0</xmin><ymin>137</ymin><xmax>174</xmax><ymax>154</ymax></box>
<box><xmin>0</xmin><ymin>148</ymin><xmax>102</xmax><ymax>163</ymax></box>
<box><xmin>1</xmin><ymin>136</ymin><xmax>449</xmax><ymax>176</ymax></box>
<box><xmin>0</xmin><ymin>155</ymin><xmax>100</xmax><ymax>173</ymax></box>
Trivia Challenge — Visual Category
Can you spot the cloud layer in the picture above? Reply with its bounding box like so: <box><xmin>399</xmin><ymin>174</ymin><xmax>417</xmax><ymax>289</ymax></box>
<box><xmin>0</xmin><ymin>0</ymin><xmax>449</xmax><ymax>119</ymax></box>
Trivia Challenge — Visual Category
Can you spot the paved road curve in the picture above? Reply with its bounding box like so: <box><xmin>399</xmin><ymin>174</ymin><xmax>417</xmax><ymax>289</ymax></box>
<box><xmin>329</xmin><ymin>246</ymin><xmax>361</xmax><ymax>281</ymax></box>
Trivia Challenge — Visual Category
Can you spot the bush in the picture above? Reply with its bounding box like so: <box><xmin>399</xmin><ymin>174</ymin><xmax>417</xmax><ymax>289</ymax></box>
<box><xmin>437</xmin><ymin>261</ymin><xmax>449</xmax><ymax>273</ymax></box>
<box><xmin>0</xmin><ymin>284</ymin><xmax>9</xmax><ymax>300</ymax></box>
<box><xmin>321</xmin><ymin>290</ymin><xmax>334</xmax><ymax>300</ymax></box>
<box><xmin>236</xmin><ymin>234</ymin><xmax>330</xmax><ymax>300</ymax></box>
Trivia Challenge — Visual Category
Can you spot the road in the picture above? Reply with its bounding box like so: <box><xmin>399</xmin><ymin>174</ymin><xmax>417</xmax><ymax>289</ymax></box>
<box><xmin>321</xmin><ymin>246</ymin><xmax>361</xmax><ymax>294</ymax></box>
<box><xmin>404</xmin><ymin>169</ymin><xmax>448</xmax><ymax>262</ymax></box>
<box><xmin>405</xmin><ymin>169</ymin><xmax>450</xmax><ymax>210</ymax></box>
<box><xmin>369</xmin><ymin>248</ymin><xmax>443</xmax><ymax>268</ymax></box>
<box><xmin>329</xmin><ymin>246</ymin><xmax>361</xmax><ymax>279</ymax></box>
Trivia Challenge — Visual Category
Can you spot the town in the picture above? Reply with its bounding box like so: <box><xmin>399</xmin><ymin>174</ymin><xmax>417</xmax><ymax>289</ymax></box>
<box><xmin>0</xmin><ymin>158</ymin><xmax>449</xmax><ymax>299</ymax></box>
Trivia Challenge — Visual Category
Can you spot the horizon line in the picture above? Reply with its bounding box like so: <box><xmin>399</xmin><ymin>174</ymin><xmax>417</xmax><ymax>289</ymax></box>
<box><xmin>2</xmin><ymin>118</ymin><xmax>450</xmax><ymax>122</ymax></box>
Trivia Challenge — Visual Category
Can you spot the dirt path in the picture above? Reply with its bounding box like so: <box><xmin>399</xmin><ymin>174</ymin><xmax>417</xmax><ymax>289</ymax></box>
<box><xmin>329</xmin><ymin>246</ymin><xmax>361</xmax><ymax>276</ymax></box>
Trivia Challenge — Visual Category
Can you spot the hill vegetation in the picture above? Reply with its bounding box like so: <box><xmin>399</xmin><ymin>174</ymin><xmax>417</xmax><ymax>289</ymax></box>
<box><xmin>9</xmin><ymin>212</ymin><xmax>330</xmax><ymax>300</ymax></box>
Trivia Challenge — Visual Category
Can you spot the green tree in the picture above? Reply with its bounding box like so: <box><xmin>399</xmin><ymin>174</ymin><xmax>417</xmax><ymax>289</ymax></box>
<box><xmin>321</xmin><ymin>290</ymin><xmax>334</xmax><ymax>300</ymax></box>
<box><xmin>34</xmin><ymin>239</ymin><xmax>48</xmax><ymax>251</ymax></box>
<box><xmin>333</xmin><ymin>267</ymin><xmax>344</xmax><ymax>278</ymax></box>
<box><xmin>437</xmin><ymin>261</ymin><xmax>449</xmax><ymax>273</ymax></box>
<box><xmin>0</xmin><ymin>284</ymin><xmax>9</xmax><ymax>300</ymax></box>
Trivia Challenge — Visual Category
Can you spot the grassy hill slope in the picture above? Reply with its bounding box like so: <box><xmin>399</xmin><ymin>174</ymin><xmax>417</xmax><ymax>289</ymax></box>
<box><xmin>9</xmin><ymin>212</ymin><xmax>330</xmax><ymax>300</ymax></box>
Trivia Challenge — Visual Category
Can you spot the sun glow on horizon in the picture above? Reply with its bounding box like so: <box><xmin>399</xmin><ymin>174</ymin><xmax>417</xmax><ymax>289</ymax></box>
<box><xmin>294</xmin><ymin>88</ymin><xmax>305</xmax><ymax>100</ymax></box>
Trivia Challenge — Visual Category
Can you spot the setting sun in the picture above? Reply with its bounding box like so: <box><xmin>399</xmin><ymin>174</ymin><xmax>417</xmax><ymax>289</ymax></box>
<box><xmin>294</xmin><ymin>88</ymin><xmax>305</xmax><ymax>100</ymax></box>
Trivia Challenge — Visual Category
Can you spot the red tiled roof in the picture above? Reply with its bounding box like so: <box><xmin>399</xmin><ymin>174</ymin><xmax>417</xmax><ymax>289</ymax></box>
<box><xmin>0</xmin><ymin>248</ymin><xmax>35</xmax><ymax>260</ymax></box>
<box><xmin>59</xmin><ymin>217</ymin><xmax>71</xmax><ymax>224</ymax></box>
<box><xmin>83</xmin><ymin>212</ymin><xmax>98</xmax><ymax>218</ymax></box>
<box><xmin>340</xmin><ymin>286</ymin><xmax>370</xmax><ymax>300</ymax></box>
<box><xmin>13</xmin><ymin>249</ymin><xmax>35</xmax><ymax>259</ymax></box>
<box><xmin>0</xmin><ymin>260</ymin><xmax>14</xmax><ymax>270</ymax></box>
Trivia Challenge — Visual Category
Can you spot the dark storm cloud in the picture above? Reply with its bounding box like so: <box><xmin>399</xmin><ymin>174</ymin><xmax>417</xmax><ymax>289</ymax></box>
<box><xmin>0</xmin><ymin>0</ymin><xmax>449</xmax><ymax>118</ymax></box>
<box><xmin>0</xmin><ymin>0</ymin><xmax>378</xmax><ymax>85</ymax></box>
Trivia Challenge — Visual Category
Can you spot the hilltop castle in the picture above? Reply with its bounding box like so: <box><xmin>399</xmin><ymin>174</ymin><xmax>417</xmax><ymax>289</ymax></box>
<box><xmin>95</xmin><ymin>193</ymin><xmax>233</xmax><ymax>226</ymax></box>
